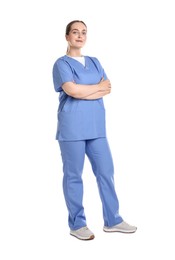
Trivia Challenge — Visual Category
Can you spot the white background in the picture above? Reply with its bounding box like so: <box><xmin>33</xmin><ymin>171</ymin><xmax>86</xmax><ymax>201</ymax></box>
<box><xmin>0</xmin><ymin>0</ymin><xmax>175</xmax><ymax>259</ymax></box>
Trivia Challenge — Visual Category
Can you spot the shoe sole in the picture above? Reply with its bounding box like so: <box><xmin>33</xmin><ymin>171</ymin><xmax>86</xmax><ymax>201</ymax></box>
<box><xmin>70</xmin><ymin>233</ymin><xmax>95</xmax><ymax>240</ymax></box>
<box><xmin>103</xmin><ymin>228</ymin><xmax>137</xmax><ymax>233</ymax></box>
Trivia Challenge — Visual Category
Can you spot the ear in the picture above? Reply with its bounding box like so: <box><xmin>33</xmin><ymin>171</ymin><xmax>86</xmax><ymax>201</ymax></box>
<box><xmin>65</xmin><ymin>35</ymin><xmax>69</xmax><ymax>41</ymax></box>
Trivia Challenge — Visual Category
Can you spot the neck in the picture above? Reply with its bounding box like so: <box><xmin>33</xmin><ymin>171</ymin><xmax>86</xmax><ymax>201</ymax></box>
<box><xmin>67</xmin><ymin>48</ymin><xmax>82</xmax><ymax>57</ymax></box>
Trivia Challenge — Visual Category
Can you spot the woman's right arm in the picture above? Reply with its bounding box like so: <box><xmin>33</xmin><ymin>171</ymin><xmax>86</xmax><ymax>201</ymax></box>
<box><xmin>62</xmin><ymin>79</ymin><xmax>111</xmax><ymax>99</ymax></box>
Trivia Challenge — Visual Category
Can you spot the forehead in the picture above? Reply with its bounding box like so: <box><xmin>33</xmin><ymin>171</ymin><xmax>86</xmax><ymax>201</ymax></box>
<box><xmin>71</xmin><ymin>22</ymin><xmax>87</xmax><ymax>31</ymax></box>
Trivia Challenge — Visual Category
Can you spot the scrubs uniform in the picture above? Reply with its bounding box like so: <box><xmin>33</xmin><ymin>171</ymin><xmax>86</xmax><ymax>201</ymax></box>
<box><xmin>53</xmin><ymin>55</ymin><xmax>123</xmax><ymax>230</ymax></box>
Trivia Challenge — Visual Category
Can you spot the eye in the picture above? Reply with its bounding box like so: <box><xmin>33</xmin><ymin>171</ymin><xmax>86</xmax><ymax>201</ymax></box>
<box><xmin>72</xmin><ymin>31</ymin><xmax>78</xmax><ymax>35</ymax></box>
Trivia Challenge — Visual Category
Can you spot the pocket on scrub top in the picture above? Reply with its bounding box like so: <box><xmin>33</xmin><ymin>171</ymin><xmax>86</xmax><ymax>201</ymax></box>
<box><xmin>57</xmin><ymin>110</ymin><xmax>83</xmax><ymax>140</ymax></box>
<box><xmin>61</xmin><ymin>96</ymin><xmax>80</xmax><ymax>112</ymax></box>
<box><xmin>97</xmin><ymin>98</ymin><xmax>105</xmax><ymax>110</ymax></box>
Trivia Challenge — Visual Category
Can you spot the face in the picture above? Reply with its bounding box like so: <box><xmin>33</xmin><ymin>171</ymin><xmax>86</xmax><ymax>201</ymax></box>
<box><xmin>66</xmin><ymin>22</ymin><xmax>87</xmax><ymax>49</ymax></box>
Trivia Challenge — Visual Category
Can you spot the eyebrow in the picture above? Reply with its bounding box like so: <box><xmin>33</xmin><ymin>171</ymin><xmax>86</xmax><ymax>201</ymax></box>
<box><xmin>71</xmin><ymin>29</ymin><xmax>87</xmax><ymax>32</ymax></box>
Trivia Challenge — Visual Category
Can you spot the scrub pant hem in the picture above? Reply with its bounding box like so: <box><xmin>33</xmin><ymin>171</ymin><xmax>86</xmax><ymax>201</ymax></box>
<box><xmin>104</xmin><ymin>216</ymin><xmax>123</xmax><ymax>227</ymax></box>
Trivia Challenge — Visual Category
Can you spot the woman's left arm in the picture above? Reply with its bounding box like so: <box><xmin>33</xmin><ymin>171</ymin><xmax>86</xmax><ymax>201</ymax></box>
<box><xmin>82</xmin><ymin>89</ymin><xmax>111</xmax><ymax>100</ymax></box>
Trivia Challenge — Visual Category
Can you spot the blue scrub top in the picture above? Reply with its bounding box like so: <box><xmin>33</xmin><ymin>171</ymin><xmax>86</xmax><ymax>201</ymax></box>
<box><xmin>52</xmin><ymin>55</ymin><xmax>108</xmax><ymax>141</ymax></box>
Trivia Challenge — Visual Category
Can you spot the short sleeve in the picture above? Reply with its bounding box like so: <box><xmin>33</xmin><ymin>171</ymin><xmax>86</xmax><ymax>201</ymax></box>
<box><xmin>102</xmin><ymin>68</ymin><xmax>107</xmax><ymax>80</ymax></box>
<box><xmin>90</xmin><ymin>57</ymin><xmax>108</xmax><ymax>80</ymax></box>
<box><xmin>52</xmin><ymin>58</ymin><xmax>74</xmax><ymax>92</ymax></box>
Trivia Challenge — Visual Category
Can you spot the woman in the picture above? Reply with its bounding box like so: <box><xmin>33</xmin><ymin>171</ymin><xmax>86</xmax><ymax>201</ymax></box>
<box><xmin>52</xmin><ymin>20</ymin><xmax>137</xmax><ymax>240</ymax></box>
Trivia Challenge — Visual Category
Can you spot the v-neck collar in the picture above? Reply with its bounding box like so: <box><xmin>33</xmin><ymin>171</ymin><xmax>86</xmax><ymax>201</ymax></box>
<box><xmin>64</xmin><ymin>55</ymin><xmax>88</xmax><ymax>68</ymax></box>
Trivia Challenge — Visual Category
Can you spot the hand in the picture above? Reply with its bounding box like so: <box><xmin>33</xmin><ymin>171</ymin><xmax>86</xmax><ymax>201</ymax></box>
<box><xmin>98</xmin><ymin>78</ymin><xmax>111</xmax><ymax>91</ymax></box>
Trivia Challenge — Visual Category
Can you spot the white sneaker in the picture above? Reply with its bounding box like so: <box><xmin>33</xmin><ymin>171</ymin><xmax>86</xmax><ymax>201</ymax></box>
<box><xmin>103</xmin><ymin>221</ymin><xmax>137</xmax><ymax>233</ymax></box>
<box><xmin>70</xmin><ymin>226</ymin><xmax>95</xmax><ymax>240</ymax></box>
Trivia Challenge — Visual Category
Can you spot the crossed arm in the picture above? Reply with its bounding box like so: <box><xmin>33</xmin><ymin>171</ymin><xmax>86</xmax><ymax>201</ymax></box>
<box><xmin>62</xmin><ymin>78</ymin><xmax>111</xmax><ymax>100</ymax></box>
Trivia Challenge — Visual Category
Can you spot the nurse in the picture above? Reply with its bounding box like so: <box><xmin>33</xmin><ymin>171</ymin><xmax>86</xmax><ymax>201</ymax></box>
<box><xmin>52</xmin><ymin>20</ymin><xmax>137</xmax><ymax>240</ymax></box>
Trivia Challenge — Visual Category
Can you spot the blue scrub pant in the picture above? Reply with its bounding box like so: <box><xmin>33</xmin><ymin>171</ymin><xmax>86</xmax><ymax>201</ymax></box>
<box><xmin>59</xmin><ymin>137</ymin><xmax>123</xmax><ymax>230</ymax></box>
